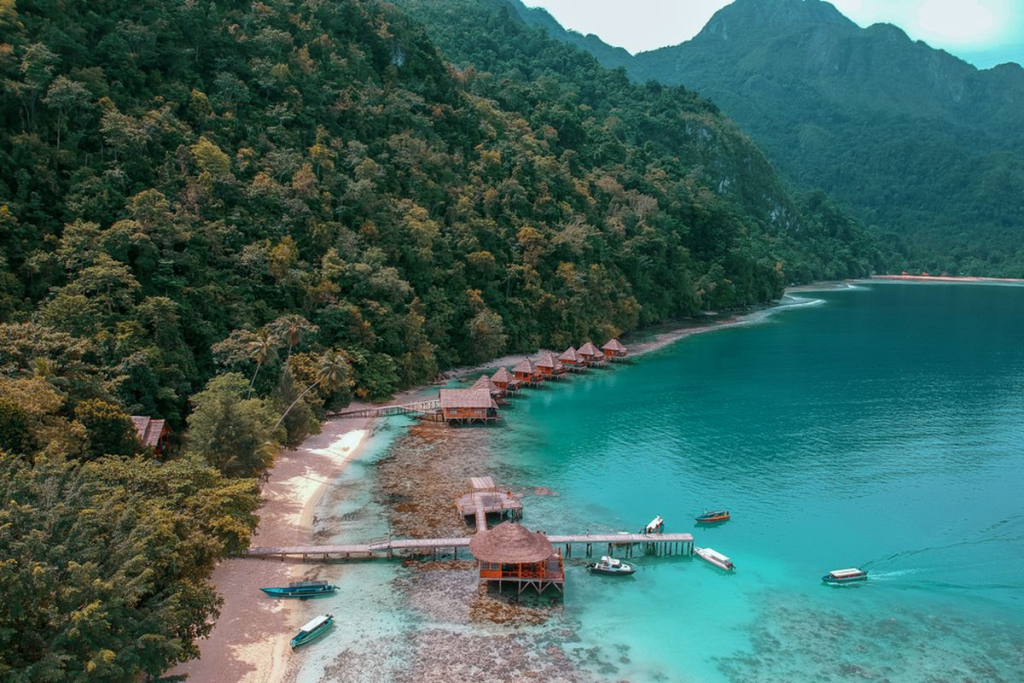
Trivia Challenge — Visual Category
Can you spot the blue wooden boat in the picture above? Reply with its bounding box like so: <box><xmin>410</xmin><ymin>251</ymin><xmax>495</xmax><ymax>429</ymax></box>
<box><xmin>290</xmin><ymin>614</ymin><xmax>333</xmax><ymax>649</ymax></box>
<box><xmin>260</xmin><ymin>580</ymin><xmax>338</xmax><ymax>598</ymax></box>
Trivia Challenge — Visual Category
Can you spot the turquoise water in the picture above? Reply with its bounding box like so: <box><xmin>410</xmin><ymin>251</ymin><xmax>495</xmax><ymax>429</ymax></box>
<box><xmin>302</xmin><ymin>283</ymin><xmax>1024</xmax><ymax>681</ymax></box>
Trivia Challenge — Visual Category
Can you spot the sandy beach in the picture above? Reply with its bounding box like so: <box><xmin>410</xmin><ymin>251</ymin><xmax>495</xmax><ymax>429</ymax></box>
<box><xmin>170</xmin><ymin>417</ymin><xmax>374</xmax><ymax>683</ymax></box>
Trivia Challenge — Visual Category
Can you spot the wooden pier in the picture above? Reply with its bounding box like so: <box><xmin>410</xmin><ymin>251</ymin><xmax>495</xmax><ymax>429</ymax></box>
<box><xmin>454</xmin><ymin>477</ymin><xmax>523</xmax><ymax>532</ymax></box>
<box><xmin>329</xmin><ymin>399</ymin><xmax>440</xmax><ymax>419</ymax></box>
<box><xmin>243</xmin><ymin>533</ymin><xmax>693</xmax><ymax>562</ymax></box>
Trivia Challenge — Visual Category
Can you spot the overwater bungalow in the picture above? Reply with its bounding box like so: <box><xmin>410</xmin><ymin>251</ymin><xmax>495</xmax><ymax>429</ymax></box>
<box><xmin>132</xmin><ymin>416</ymin><xmax>171</xmax><ymax>458</ymax></box>
<box><xmin>577</xmin><ymin>341</ymin><xmax>606</xmax><ymax>367</ymax></box>
<box><xmin>535</xmin><ymin>351</ymin><xmax>567</xmax><ymax>379</ymax></box>
<box><xmin>490</xmin><ymin>367</ymin><xmax>521</xmax><ymax>394</ymax></box>
<box><xmin>472</xmin><ymin>375</ymin><xmax>505</xmax><ymax>401</ymax></box>
<box><xmin>439</xmin><ymin>388</ymin><xmax>498</xmax><ymax>424</ymax></box>
<box><xmin>602</xmin><ymin>338</ymin><xmax>628</xmax><ymax>361</ymax></box>
<box><xmin>469</xmin><ymin>521</ymin><xmax>564</xmax><ymax>595</ymax></box>
<box><xmin>512</xmin><ymin>358</ymin><xmax>543</xmax><ymax>386</ymax></box>
<box><xmin>558</xmin><ymin>346</ymin><xmax>587</xmax><ymax>372</ymax></box>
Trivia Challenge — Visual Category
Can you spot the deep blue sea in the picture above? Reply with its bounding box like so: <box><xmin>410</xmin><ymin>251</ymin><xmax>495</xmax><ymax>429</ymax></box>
<box><xmin>298</xmin><ymin>282</ymin><xmax>1024</xmax><ymax>682</ymax></box>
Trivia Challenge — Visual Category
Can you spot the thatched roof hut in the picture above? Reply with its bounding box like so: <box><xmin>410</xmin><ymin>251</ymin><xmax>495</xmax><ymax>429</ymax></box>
<box><xmin>469</xmin><ymin>521</ymin><xmax>554</xmax><ymax>564</ymax></box>
<box><xmin>472</xmin><ymin>375</ymin><xmax>503</xmax><ymax>397</ymax></box>
<box><xmin>512</xmin><ymin>357</ymin><xmax>539</xmax><ymax>379</ymax></box>
<box><xmin>535</xmin><ymin>351</ymin><xmax>565</xmax><ymax>375</ymax></box>
<box><xmin>491</xmin><ymin>367</ymin><xmax>515</xmax><ymax>385</ymax></box>
<box><xmin>602</xmin><ymin>338</ymin><xmax>627</xmax><ymax>357</ymax></box>
<box><xmin>440</xmin><ymin>388</ymin><xmax>496</xmax><ymax>411</ymax></box>
<box><xmin>559</xmin><ymin>346</ymin><xmax>582</xmax><ymax>366</ymax></box>
<box><xmin>578</xmin><ymin>341</ymin><xmax>600</xmax><ymax>358</ymax></box>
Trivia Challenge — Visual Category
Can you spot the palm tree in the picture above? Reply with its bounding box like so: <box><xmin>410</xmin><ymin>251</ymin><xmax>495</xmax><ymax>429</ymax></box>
<box><xmin>273</xmin><ymin>350</ymin><xmax>348</xmax><ymax>430</ymax></box>
<box><xmin>270</xmin><ymin>314</ymin><xmax>317</xmax><ymax>358</ymax></box>
<box><xmin>247</xmin><ymin>328</ymin><xmax>280</xmax><ymax>398</ymax></box>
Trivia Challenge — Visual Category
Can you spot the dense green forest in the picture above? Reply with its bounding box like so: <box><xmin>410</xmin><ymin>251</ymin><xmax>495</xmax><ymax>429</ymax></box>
<box><xmin>0</xmin><ymin>0</ymin><xmax>889</xmax><ymax>678</ymax></box>
<box><xmin>514</xmin><ymin>0</ymin><xmax>1024</xmax><ymax>276</ymax></box>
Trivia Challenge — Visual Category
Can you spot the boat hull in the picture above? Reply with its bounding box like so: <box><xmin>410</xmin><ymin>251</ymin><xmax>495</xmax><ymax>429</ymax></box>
<box><xmin>290</xmin><ymin>620</ymin><xmax>333</xmax><ymax>649</ymax></box>
<box><xmin>822</xmin><ymin>575</ymin><xmax>868</xmax><ymax>585</ymax></box>
<box><xmin>695</xmin><ymin>548</ymin><xmax>735</xmax><ymax>571</ymax></box>
<box><xmin>588</xmin><ymin>565</ymin><xmax>635</xmax><ymax>576</ymax></box>
<box><xmin>261</xmin><ymin>586</ymin><xmax>338</xmax><ymax>598</ymax></box>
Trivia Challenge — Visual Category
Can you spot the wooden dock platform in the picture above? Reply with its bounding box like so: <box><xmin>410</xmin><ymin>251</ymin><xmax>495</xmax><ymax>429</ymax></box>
<box><xmin>454</xmin><ymin>477</ymin><xmax>523</xmax><ymax>532</ymax></box>
<box><xmin>243</xmin><ymin>533</ymin><xmax>693</xmax><ymax>562</ymax></box>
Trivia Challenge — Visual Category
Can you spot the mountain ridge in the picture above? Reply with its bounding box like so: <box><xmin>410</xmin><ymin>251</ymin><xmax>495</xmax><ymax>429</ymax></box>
<box><xmin>514</xmin><ymin>0</ymin><xmax>1024</xmax><ymax>274</ymax></box>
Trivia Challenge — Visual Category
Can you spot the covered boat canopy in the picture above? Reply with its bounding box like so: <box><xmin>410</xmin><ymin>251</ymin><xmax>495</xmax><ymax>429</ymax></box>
<box><xmin>645</xmin><ymin>515</ymin><xmax>664</xmax><ymax>533</ymax></box>
<box><xmin>699</xmin><ymin>548</ymin><xmax>731</xmax><ymax>564</ymax></box>
<box><xmin>299</xmin><ymin>615</ymin><xmax>331</xmax><ymax>634</ymax></box>
<box><xmin>829</xmin><ymin>568</ymin><xmax>865</xmax><ymax>578</ymax></box>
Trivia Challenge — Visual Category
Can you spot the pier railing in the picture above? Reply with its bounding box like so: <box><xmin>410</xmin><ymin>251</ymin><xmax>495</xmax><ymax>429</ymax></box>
<box><xmin>329</xmin><ymin>399</ymin><xmax>441</xmax><ymax>419</ymax></box>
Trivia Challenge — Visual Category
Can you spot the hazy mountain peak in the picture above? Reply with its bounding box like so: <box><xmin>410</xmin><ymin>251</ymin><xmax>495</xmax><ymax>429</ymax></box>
<box><xmin>696</xmin><ymin>0</ymin><xmax>854</xmax><ymax>42</ymax></box>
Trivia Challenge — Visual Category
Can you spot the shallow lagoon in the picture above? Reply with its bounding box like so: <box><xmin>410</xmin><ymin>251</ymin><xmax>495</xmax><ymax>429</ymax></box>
<box><xmin>300</xmin><ymin>283</ymin><xmax>1024</xmax><ymax>681</ymax></box>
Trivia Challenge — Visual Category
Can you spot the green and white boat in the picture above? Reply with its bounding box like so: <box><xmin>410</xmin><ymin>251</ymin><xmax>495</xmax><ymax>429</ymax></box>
<box><xmin>290</xmin><ymin>614</ymin><xmax>334</xmax><ymax>649</ymax></box>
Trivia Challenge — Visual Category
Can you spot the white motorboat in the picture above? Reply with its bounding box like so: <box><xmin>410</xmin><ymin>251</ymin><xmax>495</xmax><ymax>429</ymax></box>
<box><xmin>588</xmin><ymin>555</ymin><xmax>636</xmax><ymax>576</ymax></box>
<box><xmin>695</xmin><ymin>546</ymin><xmax>735</xmax><ymax>571</ymax></box>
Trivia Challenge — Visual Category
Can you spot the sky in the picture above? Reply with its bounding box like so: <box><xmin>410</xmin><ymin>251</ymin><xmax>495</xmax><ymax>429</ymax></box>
<box><xmin>524</xmin><ymin>0</ymin><xmax>1024</xmax><ymax>68</ymax></box>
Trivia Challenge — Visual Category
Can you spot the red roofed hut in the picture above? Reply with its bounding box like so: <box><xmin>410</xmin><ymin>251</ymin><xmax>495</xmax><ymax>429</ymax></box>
<box><xmin>602</xmin><ymin>338</ymin><xmax>628</xmax><ymax>361</ymax></box>
<box><xmin>535</xmin><ymin>351</ymin><xmax>566</xmax><ymax>379</ymax></box>
<box><xmin>558</xmin><ymin>346</ymin><xmax>586</xmax><ymax>372</ymax></box>
<box><xmin>469</xmin><ymin>521</ymin><xmax>564</xmax><ymax>595</ymax></box>
<box><xmin>512</xmin><ymin>358</ymin><xmax>542</xmax><ymax>386</ymax></box>
<box><xmin>132</xmin><ymin>416</ymin><xmax>171</xmax><ymax>458</ymax></box>
<box><xmin>490</xmin><ymin>367</ymin><xmax>521</xmax><ymax>394</ymax></box>
<box><xmin>440</xmin><ymin>388</ymin><xmax>498</xmax><ymax>425</ymax></box>
<box><xmin>577</xmin><ymin>341</ymin><xmax>605</xmax><ymax>367</ymax></box>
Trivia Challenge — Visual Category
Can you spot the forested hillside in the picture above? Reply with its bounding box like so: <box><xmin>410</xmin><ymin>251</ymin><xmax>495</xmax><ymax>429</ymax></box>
<box><xmin>0</xmin><ymin>0</ymin><xmax>888</xmax><ymax>678</ymax></box>
<box><xmin>515</xmin><ymin>0</ymin><xmax>1024</xmax><ymax>275</ymax></box>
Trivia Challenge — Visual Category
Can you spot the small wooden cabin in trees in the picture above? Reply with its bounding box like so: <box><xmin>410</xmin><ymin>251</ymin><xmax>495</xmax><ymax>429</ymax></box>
<box><xmin>602</xmin><ymin>338</ymin><xmax>628</xmax><ymax>361</ymax></box>
<box><xmin>439</xmin><ymin>389</ymin><xmax>498</xmax><ymax>424</ymax></box>
<box><xmin>535</xmin><ymin>351</ymin><xmax>566</xmax><ymax>378</ymax></box>
<box><xmin>132</xmin><ymin>416</ymin><xmax>171</xmax><ymax>458</ymax></box>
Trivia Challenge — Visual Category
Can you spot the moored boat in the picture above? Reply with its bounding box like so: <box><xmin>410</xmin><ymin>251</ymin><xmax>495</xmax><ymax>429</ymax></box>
<box><xmin>695</xmin><ymin>546</ymin><xmax>735</xmax><ymax>571</ymax></box>
<box><xmin>588</xmin><ymin>555</ymin><xmax>636</xmax><ymax>576</ymax></box>
<box><xmin>822</xmin><ymin>568</ymin><xmax>868</xmax><ymax>585</ymax></box>
<box><xmin>695</xmin><ymin>509</ymin><xmax>730</xmax><ymax>523</ymax></box>
<box><xmin>643</xmin><ymin>515</ymin><xmax>665</xmax><ymax>534</ymax></box>
<box><xmin>260</xmin><ymin>580</ymin><xmax>338</xmax><ymax>598</ymax></box>
<box><xmin>290</xmin><ymin>614</ymin><xmax>334</xmax><ymax>649</ymax></box>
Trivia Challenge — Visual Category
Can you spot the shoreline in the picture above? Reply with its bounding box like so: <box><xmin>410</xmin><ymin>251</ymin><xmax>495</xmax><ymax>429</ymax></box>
<box><xmin>173</xmin><ymin>289</ymin><xmax>819</xmax><ymax>681</ymax></box>
<box><xmin>169</xmin><ymin>417</ymin><xmax>375</xmax><ymax>683</ymax></box>
<box><xmin>871</xmin><ymin>274</ymin><xmax>1024</xmax><ymax>285</ymax></box>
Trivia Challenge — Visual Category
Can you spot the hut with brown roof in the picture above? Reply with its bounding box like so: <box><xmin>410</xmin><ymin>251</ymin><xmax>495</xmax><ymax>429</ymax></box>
<box><xmin>535</xmin><ymin>351</ymin><xmax>566</xmax><ymax>379</ymax></box>
<box><xmin>512</xmin><ymin>358</ymin><xmax>542</xmax><ymax>386</ymax></box>
<box><xmin>490</xmin><ymin>367</ymin><xmax>521</xmax><ymax>394</ymax></box>
<box><xmin>558</xmin><ymin>346</ymin><xmax>586</xmax><ymax>372</ymax></box>
<box><xmin>132</xmin><ymin>416</ymin><xmax>171</xmax><ymax>458</ymax></box>
<box><xmin>469</xmin><ymin>521</ymin><xmax>564</xmax><ymax>594</ymax></box>
<box><xmin>602</xmin><ymin>338</ymin><xmax>628</xmax><ymax>361</ymax></box>
<box><xmin>439</xmin><ymin>388</ymin><xmax>498</xmax><ymax>424</ymax></box>
<box><xmin>577</xmin><ymin>341</ymin><xmax>605</xmax><ymax>367</ymax></box>
<box><xmin>472</xmin><ymin>375</ymin><xmax>505</xmax><ymax>401</ymax></box>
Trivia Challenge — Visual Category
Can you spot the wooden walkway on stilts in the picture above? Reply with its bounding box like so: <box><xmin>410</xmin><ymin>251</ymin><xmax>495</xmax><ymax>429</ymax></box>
<box><xmin>328</xmin><ymin>399</ymin><xmax>441</xmax><ymax>419</ymax></box>
<box><xmin>242</xmin><ymin>533</ymin><xmax>693</xmax><ymax>562</ymax></box>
